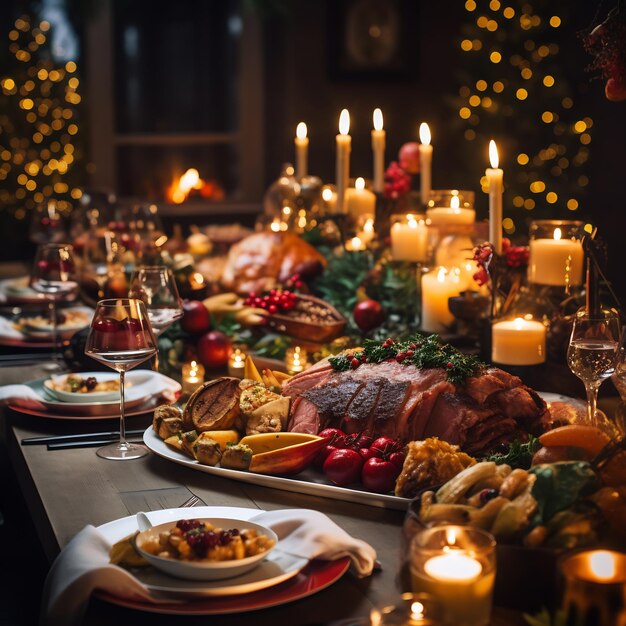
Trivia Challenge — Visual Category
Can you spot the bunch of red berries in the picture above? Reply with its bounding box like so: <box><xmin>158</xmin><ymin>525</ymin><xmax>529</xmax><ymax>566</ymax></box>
<box><xmin>243</xmin><ymin>289</ymin><xmax>297</xmax><ymax>315</ymax></box>
<box><xmin>502</xmin><ymin>238</ymin><xmax>529</xmax><ymax>269</ymax></box>
<box><xmin>384</xmin><ymin>161</ymin><xmax>411</xmax><ymax>200</ymax></box>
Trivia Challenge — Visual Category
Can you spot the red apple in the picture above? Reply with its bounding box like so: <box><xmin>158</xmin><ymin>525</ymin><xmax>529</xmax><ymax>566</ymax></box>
<box><xmin>398</xmin><ymin>142</ymin><xmax>421</xmax><ymax>174</ymax></box>
<box><xmin>181</xmin><ymin>300</ymin><xmax>211</xmax><ymax>334</ymax></box>
<box><xmin>198</xmin><ymin>330</ymin><xmax>232</xmax><ymax>368</ymax></box>
<box><xmin>353</xmin><ymin>299</ymin><xmax>384</xmax><ymax>332</ymax></box>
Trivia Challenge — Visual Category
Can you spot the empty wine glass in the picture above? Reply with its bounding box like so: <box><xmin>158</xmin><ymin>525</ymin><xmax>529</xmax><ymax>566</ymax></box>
<box><xmin>567</xmin><ymin>308</ymin><xmax>621</xmax><ymax>427</ymax></box>
<box><xmin>82</xmin><ymin>230</ymin><xmax>119</xmax><ymax>299</ymax></box>
<box><xmin>30</xmin><ymin>244</ymin><xmax>78</xmax><ymax>368</ymax></box>
<box><xmin>128</xmin><ymin>266</ymin><xmax>183</xmax><ymax>370</ymax></box>
<box><xmin>85</xmin><ymin>298</ymin><xmax>157</xmax><ymax>460</ymax></box>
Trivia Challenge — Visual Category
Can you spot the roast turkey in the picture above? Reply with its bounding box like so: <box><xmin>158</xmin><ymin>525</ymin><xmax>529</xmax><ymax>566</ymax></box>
<box><xmin>284</xmin><ymin>358</ymin><xmax>552</xmax><ymax>456</ymax></box>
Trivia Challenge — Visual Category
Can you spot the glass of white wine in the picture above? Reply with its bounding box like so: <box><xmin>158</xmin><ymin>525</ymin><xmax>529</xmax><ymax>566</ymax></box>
<box><xmin>567</xmin><ymin>308</ymin><xmax>621</xmax><ymax>427</ymax></box>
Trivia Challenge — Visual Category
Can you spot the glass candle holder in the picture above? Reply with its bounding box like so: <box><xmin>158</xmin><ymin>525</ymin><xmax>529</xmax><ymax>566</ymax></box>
<box><xmin>371</xmin><ymin>592</ymin><xmax>444</xmax><ymax>625</ymax></box>
<box><xmin>528</xmin><ymin>219</ymin><xmax>585</xmax><ymax>287</ymax></box>
<box><xmin>228</xmin><ymin>345</ymin><xmax>248</xmax><ymax>378</ymax></box>
<box><xmin>181</xmin><ymin>360</ymin><xmax>205</xmax><ymax>395</ymax></box>
<box><xmin>491</xmin><ymin>315</ymin><xmax>547</xmax><ymax>365</ymax></box>
<box><xmin>285</xmin><ymin>345</ymin><xmax>308</xmax><ymax>375</ymax></box>
<box><xmin>421</xmin><ymin>266</ymin><xmax>464</xmax><ymax>333</ymax></box>
<box><xmin>560</xmin><ymin>549</ymin><xmax>626</xmax><ymax>626</ymax></box>
<box><xmin>390</xmin><ymin>213</ymin><xmax>430</xmax><ymax>263</ymax></box>
<box><xmin>426</xmin><ymin>190</ymin><xmax>475</xmax><ymax>227</ymax></box>
<box><xmin>410</xmin><ymin>525</ymin><xmax>496</xmax><ymax>626</ymax></box>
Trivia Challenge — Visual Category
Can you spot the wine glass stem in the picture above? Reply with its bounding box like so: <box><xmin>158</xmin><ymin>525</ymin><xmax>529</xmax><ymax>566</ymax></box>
<box><xmin>119</xmin><ymin>369</ymin><xmax>127</xmax><ymax>445</ymax></box>
<box><xmin>584</xmin><ymin>382</ymin><xmax>600</xmax><ymax>426</ymax></box>
<box><xmin>49</xmin><ymin>300</ymin><xmax>59</xmax><ymax>364</ymax></box>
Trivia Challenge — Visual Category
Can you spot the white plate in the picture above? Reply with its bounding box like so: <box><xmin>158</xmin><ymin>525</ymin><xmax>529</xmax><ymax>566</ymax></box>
<box><xmin>98</xmin><ymin>506</ymin><xmax>308</xmax><ymax>598</ymax></box>
<box><xmin>143</xmin><ymin>428</ymin><xmax>411</xmax><ymax>511</ymax></box>
<box><xmin>44</xmin><ymin>371</ymin><xmax>138</xmax><ymax>404</ymax></box>
<box><xmin>19</xmin><ymin>306</ymin><xmax>93</xmax><ymax>337</ymax></box>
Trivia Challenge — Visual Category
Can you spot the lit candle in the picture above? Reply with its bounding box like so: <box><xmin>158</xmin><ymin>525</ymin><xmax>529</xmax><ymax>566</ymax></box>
<box><xmin>182</xmin><ymin>360</ymin><xmax>205</xmax><ymax>395</ymax></box>
<box><xmin>345</xmin><ymin>235</ymin><xmax>366</xmax><ymax>252</ymax></box>
<box><xmin>228</xmin><ymin>347</ymin><xmax>247</xmax><ymax>378</ymax></box>
<box><xmin>371</xmin><ymin>108</ymin><xmax>385</xmax><ymax>193</ymax></box>
<box><xmin>336</xmin><ymin>109</ymin><xmax>351</xmax><ymax>214</ymax></box>
<box><xmin>295</xmin><ymin>122</ymin><xmax>309</xmax><ymax>179</ymax></box>
<box><xmin>285</xmin><ymin>346</ymin><xmax>308</xmax><ymax>374</ymax></box>
<box><xmin>486</xmin><ymin>140</ymin><xmax>503</xmax><ymax>254</ymax></box>
<box><xmin>491</xmin><ymin>317</ymin><xmax>546</xmax><ymax>365</ymax></box>
<box><xmin>321</xmin><ymin>185</ymin><xmax>337</xmax><ymax>213</ymax></box>
<box><xmin>391</xmin><ymin>214</ymin><xmax>429</xmax><ymax>262</ymax></box>
<box><xmin>358</xmin><ymin>217</ymin><xmax>375</xmax><ymax>244</ymax></box>
<box><xmin>427</xmin><ymin>194</ymin><xmax>476</xmax><ymax>227</ymax></box>
<box><xmin>528</xmin><ymin>226</ymin><xmax>584</xmax><ymax>286</ymax></box>
<box><xmin>419</xmin><ymin>123</ymin><xmax>433</xmax><ymax>208</ymax></box>
<box><xmin>421</xmin><ymin>266</ymin><xmax>464</xmax><ymax>333</ymax></box>
<box><xmin>345</xmin><ymin>177</ymin><xmax>376</xmax><ymax>219</ymax></box>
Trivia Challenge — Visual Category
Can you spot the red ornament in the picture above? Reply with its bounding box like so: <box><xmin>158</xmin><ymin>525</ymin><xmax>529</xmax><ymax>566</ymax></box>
<box><xmin>353</xmin><ymin>299</ymin><xmax>384</xmax><ymax>332</ymax></box>
<box><xmin>181</xmin><ymin>300</ymin><xmax>211</xmax><ymax>334</ymax></box>
<box><xmin>398</xmin><ymin>142</ymin><xmax>421</xmax><ymax>174</ymax></box>
<box><xmin>197</xmin><ymin>330</ymin><xmax>232</xmax><ymax>368</ymax></box>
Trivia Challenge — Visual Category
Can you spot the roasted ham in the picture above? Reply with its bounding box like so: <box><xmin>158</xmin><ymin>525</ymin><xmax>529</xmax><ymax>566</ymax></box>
<box><xmin>284</xmin><ymin>359</ymin><xmax>551</xmax><ymax>455</ymax></box>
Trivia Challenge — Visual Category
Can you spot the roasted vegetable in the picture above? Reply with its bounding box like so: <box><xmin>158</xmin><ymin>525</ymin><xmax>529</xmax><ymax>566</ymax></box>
<box><xmin>436</xmin><ymin>462</ymin><xmax>497</xmax><ymax>504</ymax></box>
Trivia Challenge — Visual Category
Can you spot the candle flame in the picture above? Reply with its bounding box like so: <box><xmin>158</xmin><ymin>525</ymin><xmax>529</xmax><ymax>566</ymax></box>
<box><xmin>355</xmin><ymin>177</ymin><xmax>365</xmax><ymax>190</ymax></box>
<box><xmin>513</xmin><ymin>317</ymin><xmax>525</xmax><ymax>330</ymax></box>
<box><xmin>373</xmin><ymin>108</ymin><xmax>383</xmax><ymax>131</ymax></box>
<box><xmin>322</xmin><ymin>187</ymin><xmax>334</xmax><ymax>202</ymax></box>
<box><xmin>436</xmin><ymin>267</ymin><xmax>447</xmax><ymax>283</ymax></box>
<box><xmin>296</xmin><ymin>122</ymin><xmax>307</xmax><ymax>139</ymax></box>
<box><xmin>408</xmin><ymin>216</ymin><xmax>418</xmax><ymax>228</ymax></box>
<box><xmin>419</xmin><ymin>122</ymin><xmax>431</xmax><ymax>145</ymax></box>
<box><xmin>363</xmin><ymin>218</ymin><xmax>374</xmax><ymax>232</ymax></box>
<box><xmin>410</xmin><ymin>602</ymin><xmax>425</xmax><ymax>619</ymax></box>
<box><xmin>553</xmin><ymin>227</ymin><xmax>562</xmax><ymax>240</ymax></box>
<box><xmin>351</xmin><ymin>236</ymin><xmax>362</xmax><ymax>249</ymax></box>
<box><xmin>446</xmin><ymin>527</ymin><xmax>457</xmax><ymax>545</ymax></box>
<box><xmin>339</xmin><ymin>109</ymin><xmax>350</xmax><ymax>135</ymax></box>
<box><xmin>190</xmin><ymin>360</ymin><xmax>197</xmax><ymax>368</ymax></box>
<box><xmin>489</xmin><ymin>140</ymin><xmax>499</xmax><ymax>168</ymax></box>
<box><xmin>589</xmin><ymin>551</ymin><xmax>616</xmax><ymax>581</ymax></box>
<box><xmin>451</xmin><ymin>195</ymin><xmax>460</xmax><ymax>210</ymax></box>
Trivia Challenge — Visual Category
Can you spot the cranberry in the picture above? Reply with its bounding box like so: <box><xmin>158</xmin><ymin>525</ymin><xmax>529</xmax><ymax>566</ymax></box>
<box><xmin>219</xmin><ymin>531</ymin><xmax>232</xmax><ymax>546</ymax></box>
<box><xmin>268</xmin><ymin>304</ymin><xmax>278</xmax><ymax>314</ymax></box>
<box><xmin>176</xmin><ymin>519</ymin><xmax>203</xmax><ymax>533</ymax></box>
<box><xmin>405</xmin><ymin>350</ymin><xmax>414</xmax><ymax>357</ymax></box>
<box><xmin>85</xmin><ymin>376</ymin><xmax>97</xmax><ymax>391</ymax></box>
<box><xmin>350</xmin><ymin>358</ymin><xmax>360</xmax><ymax>368</ymax></box>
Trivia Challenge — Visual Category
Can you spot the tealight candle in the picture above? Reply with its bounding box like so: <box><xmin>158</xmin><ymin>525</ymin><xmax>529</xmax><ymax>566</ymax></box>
<box><xmin>285</xmin><ymin>346</ymin><xmax>308</xmax><ymax>375</ymax></box>
<box><xmin>346</xmin><ymin>177</ymin><xmax>377</xmax><ymax>219</ymax></box>
<box><xmin>294</xmin><ymin>122</ymin><xmax>309</xmax><ymax>179</ymax></box>
<box><xmin>370</xmin><ymin>592</ymin><xmax>443</xmax><ymax>625</ymax></box>
<box><xmin>528</xmin><ymin>224</ymin><xmax>584</xmax><ymax>287</ymax></box>
<box><xmin>491</xmin><ymin>317</ymin><xmax>546</xmax><ymax>365</ymax></box>
<box><xmin>371</xmin><ymin>108</ymin><xmax>386</xmax><ymax>193</ymax></box>
<box><xmin>561</xmin><ymin>550</ymin><xmax>626</xmax><ymax>626</ymax></box>
<box><xmin>486</xmin><ymin>140</ymin><xmax>503</xmax><ymax>255</ymax></box>
<box><xmin>419</xmin><ymin>123</ymin><xmax>433</xmax><ymax>208</ymax></box>
<box><xmin>421</xmin><ymin>266</ymin><xmax>464</xmax><ymax>333</ymax></box>
<box><xmin>228</xmin><ymin>346</ymin><xmax>247</xmax><ymax>378</ymax></box>
<box><xmin>336</xmin><ymin>109</ymin><xmax>351</xmax><ymax>214</ymax></box>
<box><xmin>391</xmin><ymin>214</ymin><xmax>429</xmax><ymax>262</ymax></box>
<box><xmin>321</xmin><ymin>185</ymin><xmax>338</xmax><ymax>214</ymax></box>
<box><xmin>427</xmin><ymin>194</ymin><xmax>476</xmax><ymax>227</ymax></box>
<box><xmin>358</xmin><ymin>216</ymin><xmax>375</xmax><ymax>244</ymax></box>
<box><xmin>345</xmin><ymin>236</ymin><xmax>366</xmax><ymax>252</ymax></box>
<box><xmin>182</xmin><ymin>360</ymin><xmax>205</xmax><ymax>395</ymax></box>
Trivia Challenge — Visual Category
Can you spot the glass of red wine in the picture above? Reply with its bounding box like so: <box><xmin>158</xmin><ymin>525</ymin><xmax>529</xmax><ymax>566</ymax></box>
<box><xmin>30</xmin><ymin>243</ymin><xmax>78</xmax><ymax>368</ymax></box>
<box><xmin>85</xmin><ymin>298</ymin><xmax>157</xmax><ymax>460</ymax></box>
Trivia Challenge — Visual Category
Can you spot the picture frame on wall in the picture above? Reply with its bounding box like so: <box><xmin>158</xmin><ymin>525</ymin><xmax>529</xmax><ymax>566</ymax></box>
<box><xmin>328</xmin><ymin>0</ymin><xmax>419</xmax><ymax>80</ymax></box>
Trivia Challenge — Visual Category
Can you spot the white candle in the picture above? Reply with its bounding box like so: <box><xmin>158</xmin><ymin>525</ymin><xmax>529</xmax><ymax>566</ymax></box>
<box><xmin>336</xmin><ymin>109</ymin><xmax>351</xmax><ymax>214</ymax></box>
<box><xmin>228</xmin><ymin>348</ymin><xmax>247</xmax><ymax>378</ymax></box>
<box><xmin>528</xmin><ymin>227</ymin><xmax>584</xmax><ymax>286</ymax></box>
<box><xmin>345</xmin><ymin>235</ymin><xmax>366</xmax><ymax>252</ymax></box>
<box><xmin>421</xmin><ymin>266</ymin><xmax>464</xmax><ymax>333</ymax></box>
<box><xmin>427</xmin><ymin>195</ymin><xmax>476</xmax><ymax>226</ymax></box>
<box><xmin>486</xmin><ymin>140</ymin><xmax>503</xmax><ymax>254</ymax></box>
<box><xmin>321</xmin><ymin>186</ymin><xmax>337</xmax><ymax>213</ymax></box>
<box><xmin>358</xmin><ymin>217</ymin><xmax>375</xmax><ymax>244</ymax></box>
<box><xmin>424</xmin><ymin>552</ymin><xmax>482</xmax><ymax>582</ymax></box>
<box><xmin>419</xmin><ymin>123</ymin><xmax>433</xmax><ymax>208</ymax></box>
<box><xmin>295</xmin><ymin>122</ymin><xmax>309</xmax><ymax>179</ymax></box>
<box><xmin>345</xmin><ymin>177</ymin><xmax>376</xmax><ymax>219</ymax></box>
<box><xmin>492</xmin><ymin>317</ymin><xmax>546</xmax><ymax>365</ymax></box>
<box><xmin>371</xmin><ymin>108</ymin><xmax>385</xmax><ymax>193</ymax></box>
<box><xmin>391</xmin><ymin>214</ymin><xmax>429</xmax><ymax>262</ymax></box>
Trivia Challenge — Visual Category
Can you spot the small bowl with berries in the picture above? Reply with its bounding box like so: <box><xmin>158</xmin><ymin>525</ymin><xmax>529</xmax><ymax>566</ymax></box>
<box><xmin>44</xmin><ymin>372</ymin><xmax>125</xmax><ymax>403</ymax></box>
<box><xmin>133</xmin><ymin>517</ymin><xmax>278</xmax><ymax>581</ymax></box>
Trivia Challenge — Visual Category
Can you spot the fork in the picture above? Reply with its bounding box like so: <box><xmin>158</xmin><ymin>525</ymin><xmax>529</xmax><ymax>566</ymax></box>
<box><xmin>179</xmin><ymin>493</ymin><xmax>204</xmax><ymax>508</ymax></box>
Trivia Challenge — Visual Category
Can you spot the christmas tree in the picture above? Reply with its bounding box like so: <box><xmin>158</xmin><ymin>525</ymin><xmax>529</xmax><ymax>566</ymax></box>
<box><xmin>0</xmin><ymin>14</ymin><xmax>83</xmax><ymax>220</ymax></box>
<box><xmin>451</xmin><ymin>0</ymin><xmax>593</xmax><ymax>239</ymax></box>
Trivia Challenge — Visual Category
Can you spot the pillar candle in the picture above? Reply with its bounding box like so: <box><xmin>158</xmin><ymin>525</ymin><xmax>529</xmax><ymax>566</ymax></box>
<box><xmin>295</xmin><ymin>122</ymin><xmax>308</xmax><ymax>179</ymax></box>
<box><xmin>345</xmin><ymin>177</ymin><xmax>376</xmax><ymax>219</ymax></box>
<box><xmin>491</xmin><ymin>317</ymin><xmax>546</xmax><ymax>365</ymax></box>
<box><xmin>391</xmin><ymin>215</ymin><xmax>429</xmax><ymax>262</ymax></box>
<box><xmin>421</xmin><ymin>266</ymin><xmax>463</xmax><ymax>333</ymax></box>
<box><xmin>528</xmin><ymin>227</ymin><xmax>584</xmax><ymax>286</ymax></box>
<box><xmin>336</xmin><ymin>109</ymin><xmax>351</xmax><ymax>214</ymax></box>
<box><xmin>486</xmin><ymin>140</ymin><xmax>503</xmax><ymax>254</ymax></box>
<box><xmin>427</xmin><ymin>195</ymin><xmax>476</xmax><ymax>226</ymax></box>
<box><xmin>371</xmin><ymin>108</ymin><xmax>385</xmax><ymax>193</ymax></box>
<box><xmin>419</xmin><ymin>123</ymin><xmax>432</xmax><ymax>208</ymax></box>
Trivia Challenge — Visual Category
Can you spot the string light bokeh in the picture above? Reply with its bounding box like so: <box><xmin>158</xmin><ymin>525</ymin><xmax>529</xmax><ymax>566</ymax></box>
<box><xmin>0</xmin><ymin>15</ymin><xmax>82</xmax><ymax>220</ymax></box>
<box><xmin>454</xmin><ymin>0</ymin><xmax>593</xmax><ymax>236</ymax></box>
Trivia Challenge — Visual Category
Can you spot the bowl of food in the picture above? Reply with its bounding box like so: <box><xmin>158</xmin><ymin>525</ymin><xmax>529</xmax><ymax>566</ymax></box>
<box><xmin>44</xmin><ymin>372</ymin><xmax>125</xmax><ymax>403</ymax></box>
<box><xmin>133</xmin><ymin>517</ymin><xmax>278</xmax><ymax>581</ymax></box>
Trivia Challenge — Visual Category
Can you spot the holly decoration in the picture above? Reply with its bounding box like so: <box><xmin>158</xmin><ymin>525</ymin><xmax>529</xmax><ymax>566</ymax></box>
<box><xmin>384</xmin><ymin>161</ymin><xmax>411</xmax><ymax>200</ymax></box>
<box><xmin>243</xmin><ymin>288</ymin><xmax>297</xmax><ymax>315</ymax></box>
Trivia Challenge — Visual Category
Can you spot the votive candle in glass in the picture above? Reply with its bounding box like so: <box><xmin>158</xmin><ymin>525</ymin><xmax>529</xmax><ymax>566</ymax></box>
<box><xmin>285</xmin><ymin>345</ymin><xmax>308</xmax><ymax>375</ymax></box>
<box><xmin>228</xmin><ymin>346</ymin><xmax>248</xmax><ymax>378</ymax></box>
<box><xmin>491</xmin><ymin>316</ymin><xmax>546</xmax><ymax>365</ymax></box>
<box><xmin>182</xmin><ymin>360</ymin><xmax>205</xmax><ymax>395</ymax></box>
<box><xmin>390</xmin><ymin>213</ymin><xmax>429</xmax><ymax>262</ymax></box>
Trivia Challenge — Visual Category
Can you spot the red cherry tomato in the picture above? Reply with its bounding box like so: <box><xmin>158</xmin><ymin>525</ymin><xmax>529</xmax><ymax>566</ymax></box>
<box><xmin>313</xmin><ymin>444</ymin><xmax>339</xmax><ymax>470</ymax></box>
<box><xmin>371</xmin><ymin>436</ymin><xmax>399</xmax><ymax>456</ymax></box>
<box><xmin>318</xmin><ymin>428</ymin><xmax>347</xmax><ymax>447</ymax></box>
<box><xmin>361</xmin><ymin>457</ymin><xmax>400</xmax><ymax>493</ymax></box>
<box><xmin>359</xmin><ymin>447</ymin><xmax>378</xmax><ymax>462</ymax></box>
<box><xmin>389</xmin><ymin>451</ymin><xmax>406</xmax><ymax>469</ymax></box>
<box><xmin>323</xmin><ymin>449</ymin><xmax>364</xmax><ymax>486</ymax></box>
<box><xmin>355</xmin><ymin>432</ymin><xmax>374</xmax><ymax>449</ymax></box>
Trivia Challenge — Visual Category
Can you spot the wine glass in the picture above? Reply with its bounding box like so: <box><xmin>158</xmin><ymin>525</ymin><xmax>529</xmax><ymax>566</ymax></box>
<box><xmin>85</xmin><ymin>298</ymin><xmax>157</xmax><ymax>460</ymax></box>
<box><xmin>567</xmin><ymin>308</ymin><xmax>621</xmax><ymax>427</ymax></box>
<box><xmin>128</xmin><ymin>266</ymin><xmax>183</xmax><ymax>370</ymax></box>
<box><xmin>30</xmin><ymin>244</ymin><xmax>78</xmax><ymax>368</ymax></box>
<box><xmin>82</xmin><ymin>229</ymin><xmax>120</xmax><ymax>299</ymax></box>
<box><xmin>29</xmin><ymin>200</ymin><xmax>66</xmax><ymax>245</ymax></box>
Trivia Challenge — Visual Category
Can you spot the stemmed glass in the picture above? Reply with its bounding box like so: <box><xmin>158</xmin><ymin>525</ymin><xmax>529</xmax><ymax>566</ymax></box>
<box><xmin>567</xmin><ymin>308</ymin><xmax>621</xmax><ymax>427</ymax></box>
<box><xmin>82</xmin><ymin>230</ymin><xmax>119</xmax><ymax>299</ymax></box>
<box><xmin>128</xmin><ymin>266</ymin><xmax>183</xmax><ymax>371</ymax></box>
<box><xmin>85</xmin><ymin>298</ymin><xmax>157</xmax><ymax>460</ymax></box>
<box><xmin>30</xmin><ymin>244</ymin><xmax>78</xmax><ymax>368</ymax></box>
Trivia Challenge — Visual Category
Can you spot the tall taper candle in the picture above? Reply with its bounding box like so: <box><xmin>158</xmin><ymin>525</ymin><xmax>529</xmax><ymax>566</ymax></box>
<box><xmin>295</xmin><ymin>122</ymin><xmax>309</xmax><ymax>179</ymax></box>
<box><xmin>336</xmin><ymin>109</ymin><xmax>351</xmax><ymax>214</ymax></box>
<box><xmin>419</xmin><ymin>123</ymin><xmax>432</xmax><ymax>209</ymax></box>
<box><xmin>486</xmin><ymin>140</ymin><xmax>503</xmax><ymax>254</ymax></box>
<box><xmin>371</xmin><ymin>108</ymin><xmax>385</xmax><ymax>193</ymax></box>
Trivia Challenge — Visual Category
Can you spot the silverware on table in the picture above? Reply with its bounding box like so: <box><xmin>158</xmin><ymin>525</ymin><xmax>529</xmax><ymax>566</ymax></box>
<box><xmin>47</xmin><ymin>438</ymin><xmax>144</xmax><ymax>450</ymax></box>
<box><xmin>22</xmin><ymin>429</ymin><xmax>146</xmax><ymax>446</ymax></box>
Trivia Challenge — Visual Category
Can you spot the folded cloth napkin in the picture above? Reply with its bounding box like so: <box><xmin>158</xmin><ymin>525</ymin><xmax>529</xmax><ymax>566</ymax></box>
<box><xmin>41</xmin><ymin>525</ymin><xmax>161</xmax><ymax>626</ymax></box>
<box><xmin>251</xmin><ymin>508</ymin><xmax>377</xmax><ymax>577</ymax></box>
<box><xmin>0</xmin><ymin>384</ymin><xmax>47</xmax><ymax>410</ymax></box>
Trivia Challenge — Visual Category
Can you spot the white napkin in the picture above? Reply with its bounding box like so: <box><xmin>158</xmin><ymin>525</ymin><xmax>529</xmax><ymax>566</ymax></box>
<box><xmin>0</xmin><ymin>315</ymin><xmax>23</xmax><ymax>339</ymax></box>
<box><xmin>41</xmin><ymin>525</ymin><xmax>161</xmax><ymax>626</ymax></box>
<box><xmin>251</xmin><ymin>509</ymin><xmax>377</xmax><ymax>577</ymax></box>
<box><xmin>0</xmin><ymin>384</ymin><xmax>47</xmax><ymax>410</ymax></box>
